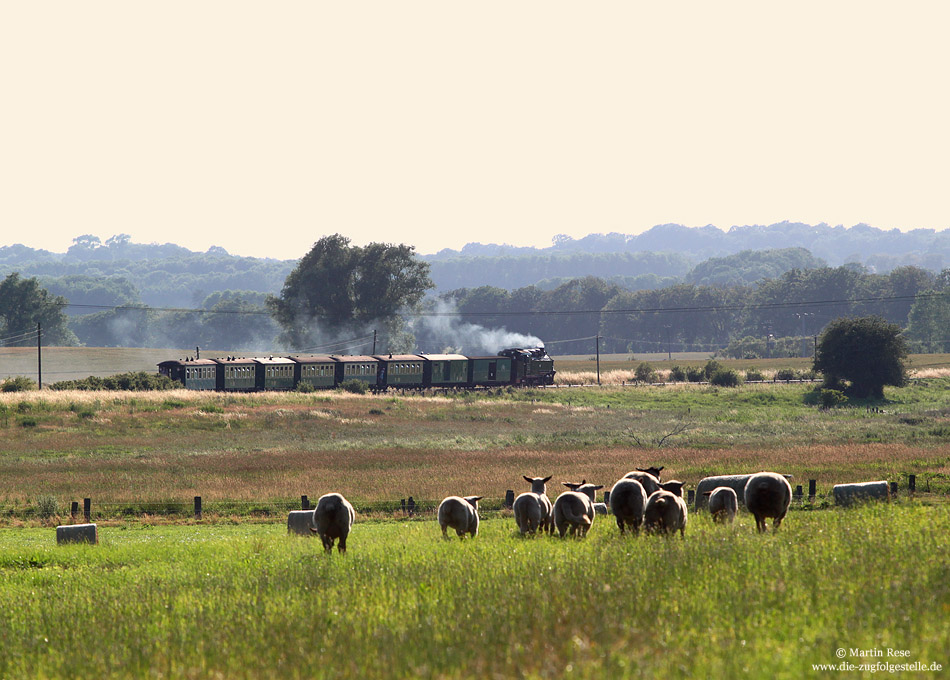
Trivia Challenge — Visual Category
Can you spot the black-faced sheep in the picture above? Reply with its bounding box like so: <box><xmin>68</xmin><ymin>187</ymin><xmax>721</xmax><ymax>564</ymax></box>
<box><xmin>659</xmin><ymin>480</ymin><xmax>685</xmax><ymax>498</ymax></box>
<box><xmin>608</xmin><ymin>478</ymin><xmax>647</xmax><ymax>535</ymax></box>
<box><xmin>553</xmin><ymin>481</ymin><xmax>603</xmax><ymax>538</ymax></box>
<box><xmin>438</xmin><ymin>495</ymin><xmax>483</xmax><ymax>539</ymax></box>
<box><xmin>622</xmin><ymin>468</ymin><xmax>662</xmax><ymax>496</ymax></box>
<box><xmin>513</xmin><ymin>475</ymin><xmax>553</xmax><ymax>536</ymax></box>
<box><xmin>643</xmin><ymin>489</ymin><xmax>688</xmax><ymax>538</ymax></box>
<box><xmin>704</xmin><ymin>486</ymin><xmax>738</xmax><ymax>524</ymax></box>
<box><xmin>310</xmin><ymin>493</ymin><xmax>356</xmax><ymax>554</ymax></box>
<box><xmin>743</xmin><ymin>472</ymin><xmax>792</xmax><ymax>533</ymax></box>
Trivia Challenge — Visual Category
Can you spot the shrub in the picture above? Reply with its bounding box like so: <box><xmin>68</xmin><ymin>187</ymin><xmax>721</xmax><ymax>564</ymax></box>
<box><xmin>686</xmin><ymin>367</ymin><xmax>705</xmax><ymax>382</ymax></box>
<box><xmin>804</xmin><ymin>388</ymin><xmax>848</xmax><ymax>409</ymax></box>
<box><xmin>814</xmin><ymin>315</ymin><xmax>909</xmax><ymax>398</ymax></box>
<box><xmin>745</xmin><ymin>369</ymin><xmax>765</xmax><ymax>382</ymax></box>
<box><xmin>668</xmin><ymin>365</ymin><xmax>686</xmax><ymax>382</ymax></box>
<box><xmin>295</xmin><ymin>381</ymin><xmax>315</xmax><ymax>393</ymax></box>
<box><xmin>634</xmin><ymin>362</ymin><xmax>657</xmax><ymax>383</ymax></box>
<box><xmin>35</xmin><ymin>495</ymin><xmax>59</xmax><ymax>519</ymax></box>
<box><xmin>703</xmin><ymin>360</ymin><xmax>723</xmax><ymax>380</ymax></box>
<box><xmin>1</xmin><ymin>376</ymin><xmax>37</xmax><ymax>392</ymax></box>
<box><xmin>339</xmin><ymin>379</ymin><xmax>368</xmax><ymax>395</ymax></box>
<box><xmin>774</xmin><ymin>368</ymin><xmax>797</xmax><ymax>381</ymax></box>
<box><xmin>709</xmin><ymin>368</ymin><xmax>741</xmax><ymax>387</ymax></box>
<box><xmin>50</xmin><ymin>372</ymin><xmax>178</xmax><ymax>391</ymax></box>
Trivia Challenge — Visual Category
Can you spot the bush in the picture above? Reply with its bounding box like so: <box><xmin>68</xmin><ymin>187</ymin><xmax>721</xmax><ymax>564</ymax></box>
<box><xmin>668</xmin><ymin>365</ymin><xmax>686</xmax><ymax>382</ymax></box>
<box><xmin>49</xmin><ymin>372</ymin><xmax>178</xmax><ymax>391</ymax></box>
<box><xmin>745</xmin><ymin>369</ymin><xmax>765</xmax><ymax>382</ymax></box>
<box><xmin>295</xmin><ymin>381</ymin><xmax>315</xmax><ymax>393</ymax></box>
<box><xmin>814</xmin><ymin>315</ymin><xmax>909</xmax><ymax>398</ymax></box>
<box><xmin>709</xmin><ymin>368</ymin><xmax>742</xmax><ymax>387</ymax></box>
<box><xmin>774</xmin><ymin>368</ymin><xmax>798</xmax><ymax>381</ymax></box>
<box><xmin>634</xmin><ymin>362</ymin><xmax>657</xmax><ymax>384</ymax></box>
<box><xmin>35</xmin><ymin>495</ymin><xmax>59</xmax><ymax>519</ymax></box>
<box><xmin>1</xmin><ymin>376</ymin><xmax>37</xmax><ymax>392</ymax></box>
<box><xmin>703</xmin><ymin>360</ymin><xmax>723</xmax><ymax>380</ymax></box>
<box><xmin>339</xmin><ymin>379</ymin><xmax>368</xmax><ymax>395</ymax></box>
<box><xmin>686</xmin><ymin>367</ymin><xmax>706</xmax><ymax>382</ymax></box>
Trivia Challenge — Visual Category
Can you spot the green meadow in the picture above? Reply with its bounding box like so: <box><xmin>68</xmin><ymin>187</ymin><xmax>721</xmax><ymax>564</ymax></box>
<box><xmin>1</xmin><ymin>504</ymin><xmax>947</xmax><ymax>679</ymax></box>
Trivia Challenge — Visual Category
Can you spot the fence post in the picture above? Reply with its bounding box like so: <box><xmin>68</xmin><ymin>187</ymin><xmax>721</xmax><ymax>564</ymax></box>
<box><xmin>808</xmin><ymin>480</ymin><xmax>816</xmax><ymax>502</ymax></box>
<box><xmin>407</xmin><ymin>496</ymin><xmax>416</xmax><ymax>518</ymax></box>
<box><xmin>890</xmin><ymin>482</ymin><xmax>898</xmax><ymax>497</ymax></box>
<box><xmin>603</xmin><ymin>490</ymin><xmax>611</xmax><ymax>505</ymax></box>
<box><xmin>301</xmin><ymin>495</ymin><xmax>309</xmax><ymax>511</ymax></box>
<box><xmin>686</xmin><ymin>489</ymin><xmax>694</xmax><ymax>506</ymax></box>
<box><xmin>794</xmin><ymin>485</ymin><xmax>803</xmax><ymax>504</ymax></box>
<box><xmin>194</xmin><ymin>496</ymin><xmax>202</xmax><ymax>520</ymax></box>
<box><xmin>83</xmin><ymin>498</ymin><xmax>91</xmax><ymax>522</ymax></box>
<box><xmin>400</xmin><ymin>499</ymin><xmax>406</xmax><ymax>514</ymax></box>
<box><xmin>908</xmin><ymin>475</ymin><xmax>916</xmax><ymax>494</ymax></box>
<box><xmin>71</xmin><ymin>501</ymin><xmax>78</xmax><ymax>519</ymax></box>
<box><xmin>504</xmin><ymin>490</ymin><xmax>515</xmax><ymax>509</ymax></box>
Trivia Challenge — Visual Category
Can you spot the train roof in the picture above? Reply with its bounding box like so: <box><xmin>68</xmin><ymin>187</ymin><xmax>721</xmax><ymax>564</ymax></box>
<box><xmin>417</xmin><ymin>354</ymin><xmax>469</xmax><ymax>362</ymax></box>
<box><xmin>372</xmin><ymin>354</ymin><xmax>423</xmax><ymax>362</ymax></box>
<box><xmin>158</xmin><ymin>358</ymin><xmax>217</xmax><ymax>367</ymax></box>
<box><xmin>331</xmin><ymin>355</ymin><xmax>379</xmax><ymax>363</ymax></box>
<box><xmin>289</xmin><ymin>355</ymin><xmax>337</xmax><ymax>364</ymax></box>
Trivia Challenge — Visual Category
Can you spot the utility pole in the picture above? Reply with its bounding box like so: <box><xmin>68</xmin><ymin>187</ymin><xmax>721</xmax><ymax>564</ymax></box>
<box><xmin>37</xmin><ymin>322</ymin><xmax>42</xmax><ymax>389</ymax></box>
<box><xmin>795</xmin><ymin>313</ymin><xmax>813</xmax><ymax>358</ymax></box>
<box><xmin>664</xmin><ymin>325</ymin><xmax>672</xmax><ymax>360</ymax></box>
<box><xmin>372</xmin><ymin>329</ymin><xmax>377</xmax><ymax>354</ymax></box>
<box><xmin>595</xmin><ymin>335</ymin><xmax>601</xmax><ymax>386</ymax></box>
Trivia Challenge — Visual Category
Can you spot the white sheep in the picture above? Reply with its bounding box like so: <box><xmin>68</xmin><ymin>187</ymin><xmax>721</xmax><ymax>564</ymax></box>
<box><xmin>309</xmin><ymin>493</ymin><xmax>356</xmax><ymax>553</ymax></box>
<box><xmin>438</xmin><ymin>495</ymin><xmax>483</xmax><ymax>539</ymax></box>
<box><xmin>622</xmin><ymin>467</ymin><xmax>663</xmax><ymax>496</ymax></box>
<box><xmin>743</xmin><ymin>472</ymin><xmax>792</xmax><ymax>533</ymax></box>
<box><xmin>608</xmin><ymin>478</ymin><xmax>647</xmax><ymax>535</ymax></box>
<box><xmin>833</xmin><ymin>481</ymin><xmax>890</xmax><ymax>507</ymax></box>
<box><xmin>553</xmin><ymin>481</ymin><xmax>604</xmax><ymax>538</ymax></box>
<box><xmin>694</xmin><ymin>474</ymin><xmax>753</xmax><ymax>511</ymax></box>
<box><xmin>704</xmin><ymin>486</ymin><xmax>738</xmax><ymax>524</ymax></box>
<box><xmin>513</xmin><ymin>475</ymin><xmax>554</xmax><ymax>536</ymax></box>
<box><xmin>643</xmin><ymin>490</ymin><xmax>688</xmax><ymax>538</ymax></box>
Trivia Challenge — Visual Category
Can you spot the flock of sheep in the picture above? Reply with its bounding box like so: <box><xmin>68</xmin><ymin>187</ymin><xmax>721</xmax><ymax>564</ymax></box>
<box><xmin>306</xmin><ymin>467</ymin><xmax>794</xmax><ymax>553</ymax></box>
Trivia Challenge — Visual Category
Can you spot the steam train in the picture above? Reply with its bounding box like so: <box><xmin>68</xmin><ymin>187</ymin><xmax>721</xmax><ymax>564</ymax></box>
<box><xmin>158</xmin><ymin>347</ymin><xmax>555</xmax><ymax>392</ymax></box>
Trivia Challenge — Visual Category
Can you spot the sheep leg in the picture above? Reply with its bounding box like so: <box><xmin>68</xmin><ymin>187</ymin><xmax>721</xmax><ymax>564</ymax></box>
<box><xmin>615</xmin><ymin>517</ymin><xmax>626</xmax><ymax>535</ymax></box>
<box><xmin>322</xmin><ymin>536</ymin><xmax>334</xmax><ymax>553</ymax></box>
<box><xmin>338</xmin><ymin>535</ymin><xmax>347</xmax><ymax>554</ymax></box>
<box><xmin>441</xmin><ymin>525</ymin><xmax>449</xmax><ymax>540</ymax></box>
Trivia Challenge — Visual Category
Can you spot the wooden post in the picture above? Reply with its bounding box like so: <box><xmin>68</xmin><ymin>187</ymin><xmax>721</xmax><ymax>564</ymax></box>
<box><xmin>686</xmin><ymin>489</ymin><xmax>694</xmax><ymax>506</ymax></box>
<box><xmin>504</xmin><ymin>490</ymin><xmax>515</xmax><ymax>509</ymax></box>
<box><xmin>603</xmin><ymin>490</ymin><xmax>611</xmax><ymax>505</ymax></box>
<box><xmin>908</xmin><ymin>475</ymin><xmax>916</xmax><ymax>494</ymax></box>
<box><xmin>400</xmin><ymin>499</ymin><xmax>406</xmax><ymax>514</ymax></box>
<box><xmin>794</xmin><ymin>485</ymin><xmax>803</xmax><ymax>503</ymax></box>
<box><xmin>194</xmin><ymin>496</ymin><xmax>202</xmax><ymax>520</ymax></box>
<box><xmin>301</xmin><ymin>495</ymin><xmax>309</xmax><ymax>510</ymax></box>
<box><xmin>83</xmin><ymin>498</ymin><xmax>91</xmax><ymax>522</ymax></box>
<box><xmin>808</xmin><ymin>480</ymin><xmax>816</xmax><ymax>502</ymax></box>
<box><xmin>890</xmin><ymin>482</ymin><xmax>898</xmax><ymax>496</ymax></box>
<box><xmin>407</xmin><ymin>496</ymin><xmax>416</xmax><ymax>517</ymax></box>
<box><xmin>71</xmin><ymin>501</ymin><xmax>78</xmax><ymax>519</ymax></box>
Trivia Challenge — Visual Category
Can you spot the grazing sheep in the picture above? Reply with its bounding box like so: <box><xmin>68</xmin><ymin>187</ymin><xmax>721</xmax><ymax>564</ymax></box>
<box><xmin>593</xmin><ymin>502</ymin><xmax>608</xmax><ymax>515</ymax></box>
<box><xmin>438</xmin><ymin>496</ymin><xmax>483</xmax><ymax>539</ymax></box>
<box><xmin>609</xmin><ymin>478</ymin><xmax>648</xmax><ymax>535</ymax></box>
<box><xmin>309</xmin><ymin>493</ymin><xmax>356</xmax><ymax>554</ymax></box>
<box><xmin>694</xmin><ymin>474</ymin><xmax>753</xmax><ymax>511</ymax></box>
<box><xmin>553</xmin><ymin>481</ymin><xmax>604</xmax><ymax>538</ymax></box>
<box><xmin>743</xmin><ymin>472</ymin><xmax>792</xmax><ymax>533</ymax></box>
<box><xmin>622</xmin><ymin>468</ymin><xmax>662</xmax><ymax>495</ymax></box>
<box><xmin>704</xmin><ymin>487</ymin><xmax>738</xmax><ymax>524</ymax></box>
<box><xmin>643</xmin><ymin>490</ymin><xmax>688</xmax><ymax>538</ymax></box>
<box><xmin>513</xmin><ymin>475</ymin><xmax>554</xmax><ymax>535</ymax></box>
<box><xmin>659</xmin><ymin>480</ymin><xmax>685</xmax><ymax>498</ymax></box>
<box><xmin>833</xmin><ymin>481</ymin><xmax>890</xmax><ymax>507</ymax></box>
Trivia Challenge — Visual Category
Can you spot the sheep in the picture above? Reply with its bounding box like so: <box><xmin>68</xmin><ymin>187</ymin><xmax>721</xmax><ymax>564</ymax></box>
<box><xmin>704</xmin><ymin>486</ymin><xmax>738</xmax><ymax>524</ymax></box>
<box><xmin>553</xmin><ymin>481</ymin><xmax>603</xmax><ymax>538</ymax></box>
<box><xmin>309</xmin><ymin>493</ymin><xmax>356</xmax><ymax>554</ymax></box>
<box><xmin>694</xmin><ymin>474</ymin><xmax>753</xmax><ymax>511</ymax></box>
<box><xmin>513</xmin><ymin>475</ymin><xmax>554</xmax><ymax>536</ymax></box>
<box><xmin>622</xmin><ymin>467</ymin><xmax>662</xmax><ymax>496</ymax></box>
<box><xmin>609</xmin><ymin>478</ymin><xmax>647</xmax><ymax>535</ymax></box>
<box><xmin>438</xmin><ymin>495</ymin><xmax>483</xmax><ymax>539</ymax></box>
<box><xmin>643</xmin><ymin>490</ymin><xmax>688</xmax><ymax>538</ymax></box>
<box><xmin>833</xmin><ymin>481</ymin><xmax>890</xmax><ymax>507</ymax></box>
<box><xmin>743</xmin><ymin>472</ymin><xmax>792</xmax><ymax>533</ymax></box>
<box><xmin>659</xmin><ymin>480</ymin><xmax>685</xmax><ymax>498</ymax></box>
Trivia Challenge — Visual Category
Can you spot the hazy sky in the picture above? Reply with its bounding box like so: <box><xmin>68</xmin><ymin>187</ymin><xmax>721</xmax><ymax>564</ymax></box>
<box><xmin>2</xmin><ymin>2</ymin><xmax>948</xmax><ymax>260</ymax></box>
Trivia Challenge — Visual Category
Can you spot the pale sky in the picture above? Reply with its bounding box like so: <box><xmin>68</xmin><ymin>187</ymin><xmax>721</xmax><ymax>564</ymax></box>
<box><xmin>2</xmin><ymin>2</ymin><xmax>948</xmax><ymax>260</ymax></box>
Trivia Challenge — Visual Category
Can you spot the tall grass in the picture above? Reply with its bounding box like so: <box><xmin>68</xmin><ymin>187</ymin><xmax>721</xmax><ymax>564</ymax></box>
<box><xmin>0</xmin><ymin>503</ymin><xmax>947</xmax><ymax>679</ymax></box>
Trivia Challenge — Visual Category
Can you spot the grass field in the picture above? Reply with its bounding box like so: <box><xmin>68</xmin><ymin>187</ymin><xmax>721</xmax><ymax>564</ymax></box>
<box><xmin>2</xmin><ymin>349</ymin><xmax>950</xmax><ymax>677</ymax></box>
<box><xmin>1</xmin><ymin>504</ymin><xmax>947</xmax><ymax>679</ymax></box>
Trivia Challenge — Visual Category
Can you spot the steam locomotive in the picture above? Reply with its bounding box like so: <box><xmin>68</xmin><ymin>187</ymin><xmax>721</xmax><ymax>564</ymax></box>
<box><xmin>158</xmin><ymin>347</ymin><xmax>555</xmax><ymax>392</ymax></box>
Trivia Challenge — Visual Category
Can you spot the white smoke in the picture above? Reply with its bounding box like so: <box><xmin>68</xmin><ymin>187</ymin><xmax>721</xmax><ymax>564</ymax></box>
<box><xmin>414</xmin><ymin>300</ymin><xmax>544</xmax><ymax>355</ymax></box>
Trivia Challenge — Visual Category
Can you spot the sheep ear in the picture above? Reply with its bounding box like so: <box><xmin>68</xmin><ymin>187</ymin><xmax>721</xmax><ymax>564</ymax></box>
<box><xmin>657</xmin><ymin>466</ymin><xmax>665</xmax><ymax>473</ymax></box>
<box><xmin>541</xmin><ymin>475</ymin><xmax>552</xmax><ymax>483</ymax></box>
<box><xmin>592</xmin><ymin>485</ymin><xmax>604</xmax><ymax>491</ymax></box>
<box><xmin>523</xmin><ymin>476</ymin><xmax>533</xmax><ymax>483</ymax></box>
<box><xmin>563</xmin><ymin>482</ymin><xmax>579</xmax><ymax>490</ymax></box>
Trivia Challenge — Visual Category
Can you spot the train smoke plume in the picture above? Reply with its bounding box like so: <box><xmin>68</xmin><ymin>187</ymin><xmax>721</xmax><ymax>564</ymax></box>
<box><xmin>414</xmin><ymin>301</ymin><xmax>544</xmax><ymax>355</ymax></box>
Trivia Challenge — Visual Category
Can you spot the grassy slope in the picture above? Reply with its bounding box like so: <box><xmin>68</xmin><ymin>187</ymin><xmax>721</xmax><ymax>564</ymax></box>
<box><xmin>0</xmin><ymin>505</ymin><xmax>947</xmax><ymax>679</ymax></box>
